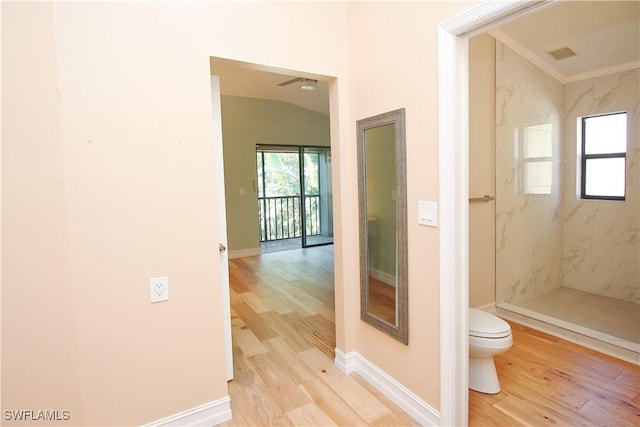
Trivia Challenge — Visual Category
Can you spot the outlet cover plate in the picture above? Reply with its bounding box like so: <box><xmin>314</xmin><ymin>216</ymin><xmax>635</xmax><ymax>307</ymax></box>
<box><xmin>150</xmin><ymin>276</ymin><xmax>169</xmax><ymax>303</ymax></box>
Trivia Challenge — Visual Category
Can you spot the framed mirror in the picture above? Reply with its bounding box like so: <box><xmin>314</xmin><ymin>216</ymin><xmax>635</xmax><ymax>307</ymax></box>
<box><xmin>357</xmin><ymin>108</ymin><xmax>408</xmax><ymax>344</ymax></box>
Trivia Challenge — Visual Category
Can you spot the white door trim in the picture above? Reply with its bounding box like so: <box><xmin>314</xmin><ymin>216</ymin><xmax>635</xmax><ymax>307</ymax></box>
<box><xmin>437</xmin><ymin>1</ymin><xmax>555</xmax><ymax>425</ymax></box>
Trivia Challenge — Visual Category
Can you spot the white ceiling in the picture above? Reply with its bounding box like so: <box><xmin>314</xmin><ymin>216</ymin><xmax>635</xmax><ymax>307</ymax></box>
<box><xmin>492</xmin><ymin>0</ymin><xmax>639</xmax><ymax>83</ymax></box>
<box><xmin>211</xmin><ymin>1</ymin><xmax>639</xmax><ymax>116</ymax></box>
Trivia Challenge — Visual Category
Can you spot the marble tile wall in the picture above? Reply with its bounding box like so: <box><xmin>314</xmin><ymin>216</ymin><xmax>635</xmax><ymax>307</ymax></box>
<box><xmin>563</xmin><ymin>69</ymin><xmax>640</xmax><ymax>303</ymax></box>
<box><xmin>495</xmin><ymin>40</ymin><xmax>640</xmax><ymax>306</ymax></box>
<box><xmin>495</xmin><ymin>41</ymin><xmax>565</xmax><ymax>306</ymax></box>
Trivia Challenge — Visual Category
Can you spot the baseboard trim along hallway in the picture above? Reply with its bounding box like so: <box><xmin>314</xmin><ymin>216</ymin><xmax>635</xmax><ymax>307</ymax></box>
<box><xmin>141</xmin><ymin>396</ymin><xmax>232</xmax><ymax>427</ymax></box>
<box><xmin>334</xmin><ymin>348</ymin><xmax>440</xmax><ymax>426</ymax></box>
<box><xmin>228</xmin><ymin>248</ymin><xmax>261</xmax><ymax>259</ymax></box>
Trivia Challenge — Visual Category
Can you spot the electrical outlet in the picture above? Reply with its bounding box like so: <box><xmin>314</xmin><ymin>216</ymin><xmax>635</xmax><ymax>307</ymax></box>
<box><xmin>149</xmin><ymin>276</ymin><xmax>169</xmax><ymax>303</ymax></box>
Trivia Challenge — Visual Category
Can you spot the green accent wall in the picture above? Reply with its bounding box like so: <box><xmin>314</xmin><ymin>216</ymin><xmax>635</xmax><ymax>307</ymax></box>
<box><xmin>365</xmin><ymin>123</ymin><xmax>397</xmax><ymax>279</ymax></box>
<box><xmin>220</xmin><ymin>96</ymin><xmax>330</xmax><ymax>251</ymax></box>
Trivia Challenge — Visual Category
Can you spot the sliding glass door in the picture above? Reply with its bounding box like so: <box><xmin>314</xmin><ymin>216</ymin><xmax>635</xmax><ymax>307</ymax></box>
<box><xmin>300</xmin><ymin>146</ymin><xmax>333</xmax><ymax>247</ymax></box>
<box><xmin>257</xmin><ymin>145</ymin><xmax>333</xmax><ymax>250</ymax></box>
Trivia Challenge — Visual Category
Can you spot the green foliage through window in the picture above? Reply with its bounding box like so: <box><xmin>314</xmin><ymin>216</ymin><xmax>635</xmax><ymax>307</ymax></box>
<box><xmin>256</xmin><ymin>147</ymin><xmax>324</xmax><ymax>242</ymax></box>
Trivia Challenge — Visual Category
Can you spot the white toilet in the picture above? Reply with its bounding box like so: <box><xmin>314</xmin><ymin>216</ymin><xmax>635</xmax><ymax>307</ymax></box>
<box><xmin>468</xmin><ymin>307</ymin><xmax>512</xmax><ymax>394</ymax></box>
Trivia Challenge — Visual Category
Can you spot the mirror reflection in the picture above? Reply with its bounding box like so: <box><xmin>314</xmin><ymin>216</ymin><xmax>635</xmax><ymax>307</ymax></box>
<box><xmin>357</xmin><ymin>108</ymin><xmax>408</xmax><ymax>344</ymax></box>
<box><xmin>365</xmin><ymin>123</ymin><xmax>397</xmax><ymax>324</ymax></box>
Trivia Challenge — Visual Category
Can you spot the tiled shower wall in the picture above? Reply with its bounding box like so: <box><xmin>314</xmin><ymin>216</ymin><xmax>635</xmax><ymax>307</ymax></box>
<box><xmin>496</xmin><ymin>41</ymin><xmax>640</xmax><ymax>306</ymax></box>
<box><xmin>563</xmin><ymin>70</ymin><xmax>640</xmax><ymax>303</ymax></box>
<box><xmin>495</xmin><ymin>41</ymin><xmax>564</xmax><ymax>306</ymax></box>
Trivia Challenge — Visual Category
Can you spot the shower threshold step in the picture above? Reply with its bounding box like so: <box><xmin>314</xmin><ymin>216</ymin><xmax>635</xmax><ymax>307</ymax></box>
<box><xmin>497</xmin><ymin>302</ymin><xmax>639</xmax><ymax>366</ymax></box>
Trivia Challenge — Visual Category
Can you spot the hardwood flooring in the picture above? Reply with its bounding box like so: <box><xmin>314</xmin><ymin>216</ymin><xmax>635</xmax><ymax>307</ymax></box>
<box><xmin>220</xmin><ymin>246</ymin><xmax>639</xmax><ymax>426</ymax></box>
<box><xmin>220</xmin><ymin>246</ymin><xmax>419</xmax><ymax>427</ymax></box>
<box><xmin>470</xmin><ymin>321</ymin><xmax>640</xmax><ymax>426</ymax></box>
<box><xmin>367</xmin><ymin>278</ymin><xmax>396</xmax><ymax>325</ymax></box>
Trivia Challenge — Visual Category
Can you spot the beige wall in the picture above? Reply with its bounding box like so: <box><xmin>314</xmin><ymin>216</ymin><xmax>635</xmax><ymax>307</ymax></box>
<box><xmin>2</xmin><ymin>3</ymin><xmax>84</xmax><ymax>423</ymax></box>
<box><xmin>220</xmin><ymin>96</ymin><xmax>330</xmax><ymax>252</ymax></box>
<box><xmin>2</xmin><ymin>1</ymin><xmax>480</xmax><ymax>424</ymax></box>
<box><xmin>347</xmin><ymin>1</ymin><xmax>475</xmax><ymax>408</ymax></box>
<box><xmin>2</xmin><ymin>2</ymin><xmax>349</xmax><ymax>425</ymax></box>
<box><xmin>468</xmin><ymin>34</ymin><xmax>496</xmax><ymax>309</ymax></box>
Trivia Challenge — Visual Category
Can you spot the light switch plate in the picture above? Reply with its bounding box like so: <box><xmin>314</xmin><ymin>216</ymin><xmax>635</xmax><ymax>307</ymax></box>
<box><xmin>418</xmin><ymin>201</ymin><xmax>438</xmax><ymax>227</ymax></box>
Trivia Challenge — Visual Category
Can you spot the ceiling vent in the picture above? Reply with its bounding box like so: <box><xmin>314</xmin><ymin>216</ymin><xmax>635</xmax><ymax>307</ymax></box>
<box><xmin>547</xmin><ymin>47</ymin><xmax>577</xmax><ymax>60</ymax></box>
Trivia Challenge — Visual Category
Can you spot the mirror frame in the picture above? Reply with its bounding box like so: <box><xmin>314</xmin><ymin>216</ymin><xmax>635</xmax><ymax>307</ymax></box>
<box><xmin>357</xmin><ymin>108</ymin><xmax>408</xmax><ymax>344</ymax></box>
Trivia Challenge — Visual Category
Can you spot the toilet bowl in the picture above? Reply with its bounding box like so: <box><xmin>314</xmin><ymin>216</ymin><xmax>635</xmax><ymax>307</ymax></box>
<box><xmin>468</xmin><ymin>308</ymin><xmax>512</xmax><ymax>394</ymax></box>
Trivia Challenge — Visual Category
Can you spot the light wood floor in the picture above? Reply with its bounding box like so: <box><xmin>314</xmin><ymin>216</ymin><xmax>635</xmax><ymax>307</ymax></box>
<box><xmin>470</xmin><ymin>321</ymin><xmax>640</xmax><ymax>426</ymax></box>
<box><xmin>368</xmin><ymin>277</ymin><xmax>396</xmax><ymax>324</ymax></box>
<box><xmin>220</xmin><ymin>246</ymin><xmax>639</xmax><ymax>426</ymax></box>
<box><xmin>220</xmin><ymin>246</ymin><xmax>419</xmax><ymax>427</ymax></box>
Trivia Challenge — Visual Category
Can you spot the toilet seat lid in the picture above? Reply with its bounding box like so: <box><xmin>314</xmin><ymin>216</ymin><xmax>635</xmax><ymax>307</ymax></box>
<box><xmin>469</xmin><ymin>308</ymin><xmax>511</xmax><ymax>338</ymax></box>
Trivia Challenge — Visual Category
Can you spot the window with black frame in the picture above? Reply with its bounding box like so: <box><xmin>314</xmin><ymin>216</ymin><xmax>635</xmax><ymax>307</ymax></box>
<box><xmin>580</xmin><ymin>112</ymin><xmax>627</xmax><ymax>200</ymax></box>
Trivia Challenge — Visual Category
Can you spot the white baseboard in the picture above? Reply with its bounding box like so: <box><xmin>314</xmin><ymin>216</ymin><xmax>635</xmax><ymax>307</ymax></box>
<box><xmin>141</xmin><ymin>396</ymin><xmax>232</xmax><ymax>427</ymax></box>
<box><xmin>228</xmin><ymin>247</ymin><xmax>261</xmax><ymax>259</ymax></box>
<box><xmin>369</xmin><ymin>268</ymin><xmax>397</xmax><ymax>287</ymax></box>
<box><xmin>334</xmin><ymin>348</ymin><xmax>440</xmax><ymax>426</ymax></box>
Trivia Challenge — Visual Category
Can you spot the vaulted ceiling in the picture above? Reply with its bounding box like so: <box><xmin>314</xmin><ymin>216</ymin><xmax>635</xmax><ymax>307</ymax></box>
<box><xmin>210</xmin><ymin>57</ymin><xmax>330</xmax><ymax>115</ymax></box>
<box><xmin>211</xmin><ymin>1</ymin><xmax>639</xmax><ymax>116</ymax></box>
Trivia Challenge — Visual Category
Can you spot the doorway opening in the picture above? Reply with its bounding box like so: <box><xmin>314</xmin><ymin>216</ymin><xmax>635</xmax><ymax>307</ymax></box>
<box><xmin>257</xmin><ymin>144</ymin><xmax>333</xmax><ymax>253</ymax></box>
<box><xmin>210</xmin><ymin>56</ymin><xmax>337</xmax><ymax>392</ymax></box>
<box><xmin>439</xmin><ymin>1</ymin><xmax>570</xmax><ymax>425</ymax></box>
